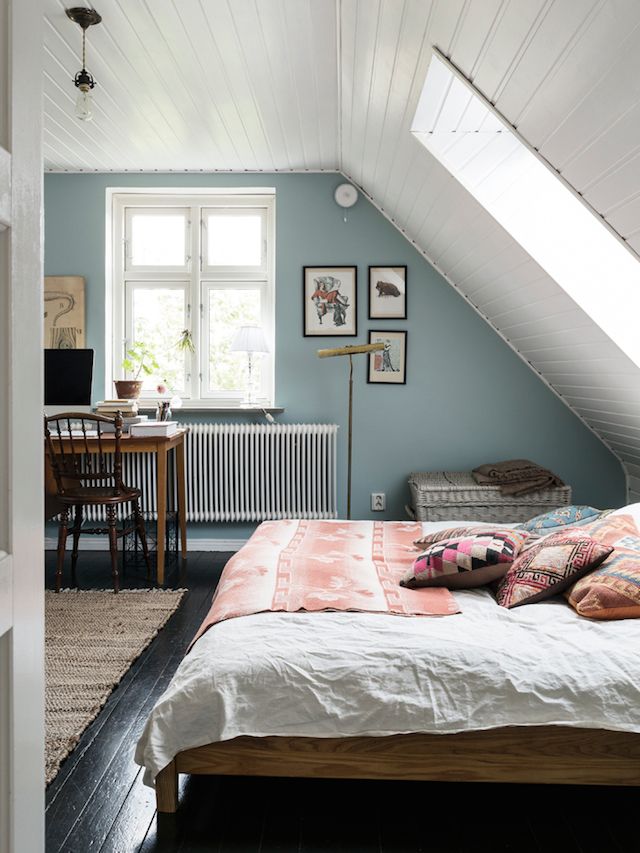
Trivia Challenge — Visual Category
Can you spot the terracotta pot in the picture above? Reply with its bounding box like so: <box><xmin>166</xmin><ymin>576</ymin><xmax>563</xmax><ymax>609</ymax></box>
<box><xmin>114</xmin><ymin>379</ymin><xmax>144</xmax><ymax>399</ymax></box>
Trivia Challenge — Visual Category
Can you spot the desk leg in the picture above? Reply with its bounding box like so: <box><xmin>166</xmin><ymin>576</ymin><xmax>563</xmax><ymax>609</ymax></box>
<box><xmin>156</xmin><ymin>448</ymin><xmax>167</xmax><ymax>586</ymax></box>
<box><xmin>176</xmin><ymin>440</ymin><xmax>188</xmax><ymax>559</ymax></box>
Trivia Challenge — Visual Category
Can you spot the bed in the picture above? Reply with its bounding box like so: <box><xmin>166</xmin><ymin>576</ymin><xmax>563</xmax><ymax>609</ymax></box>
<box><xmin>135</xmin><ymin>509</ymin><xmax>640</xmax><ymax>813</ymax></box>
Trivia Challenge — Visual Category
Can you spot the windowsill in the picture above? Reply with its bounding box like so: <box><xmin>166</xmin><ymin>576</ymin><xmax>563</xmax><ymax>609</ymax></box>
<box><xmin>137</xmin><ymin>404</ymin><xmax>285</xmax><ymax>414</ymax></box>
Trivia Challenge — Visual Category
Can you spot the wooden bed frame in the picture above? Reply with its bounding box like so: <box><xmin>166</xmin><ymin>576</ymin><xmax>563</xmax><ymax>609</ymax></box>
<box><xmin>155</xmin><ymin>726</ymin><xmax>640</xmax><ymax>812</ymax></box>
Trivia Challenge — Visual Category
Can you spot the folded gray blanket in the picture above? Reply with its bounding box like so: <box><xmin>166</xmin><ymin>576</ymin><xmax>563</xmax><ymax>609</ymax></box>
<box><xmin>472</xmin><ymin>459</ymin><xmax>564</xmax><ymax>496</ymax></box>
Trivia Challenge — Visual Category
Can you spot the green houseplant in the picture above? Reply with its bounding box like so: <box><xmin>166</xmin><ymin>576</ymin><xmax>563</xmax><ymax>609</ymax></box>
<box><xmin>176</xmin><ymin>329</ymin><xmax>195</xmax><ymax>353</ymax></box>
<box><xmin>114</xmin><ymin>342</ymin><xmax>159</xmax><ymax>399</ymax></box>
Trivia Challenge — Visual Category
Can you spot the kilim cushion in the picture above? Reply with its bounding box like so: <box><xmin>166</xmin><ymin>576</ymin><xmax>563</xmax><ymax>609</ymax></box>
<box><xmin>413</xmin><ymin>525</ymin><xmax>525</xmax><ymax>551</ymax></box>
<box><xmin>519</xmin><ymin>505</ymin><xmax>605</xmax><ymax>534</ymax></box>
<box><xmin>401</xmin><ymin>530</ymin><xmax>529</xmax><ymax>590</ymax></box>
<box><xmin>566</xmin><ymin>514</ymin><xmax>640</xmax><ymax>619</ymax></box>
<box><xmin>496</xmin><ymin>531</ymin><xmax>613</xmax><ymax>609</ymax></box>
<box><xmin>564</xmin><ymin>512</ymin><xmax>634</xmax><ymax>546</ymax></box>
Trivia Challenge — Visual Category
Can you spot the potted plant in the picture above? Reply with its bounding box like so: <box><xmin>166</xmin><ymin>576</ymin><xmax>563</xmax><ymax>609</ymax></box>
<box><xmin>176</xmin><ymin>329</ymin><xmax>195</xmax><ymax>353</ymax></box>
<box><xmin>115</xmin><ymin>342</ymin><xmax>159</xmax><ymax>399</ymax></box>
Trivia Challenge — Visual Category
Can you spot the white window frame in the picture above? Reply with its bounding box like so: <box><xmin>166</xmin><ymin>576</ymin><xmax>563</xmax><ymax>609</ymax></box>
<box><xmin>201</xmin><ymin>280</ymin><xmax>271</xmax><ymax>401</ymax></box>
<box><xmin>201</xmin><ymin>207</ymin><xmax>268</xmax><ymax>277</ymax></box>
<box><xmin>124</xmin><ymin>280</ymin><xmax>191</xmax><ymax>397</ymax></box>
<box><xmin>124</xmin><ymin>206</ymin><xmax>191</xmax><ymax>273</ymax></box>
<box><xmin>107</xmin><ymin>188</ymin><xmax>276</xmax><ymax>408</ymax></box>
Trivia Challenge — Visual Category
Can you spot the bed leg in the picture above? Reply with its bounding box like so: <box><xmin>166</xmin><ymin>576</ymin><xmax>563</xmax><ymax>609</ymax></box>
<box><xmin>156</xmin><ymin>760</ymin><xmax>178</xmax><ymax>813</ymax></box>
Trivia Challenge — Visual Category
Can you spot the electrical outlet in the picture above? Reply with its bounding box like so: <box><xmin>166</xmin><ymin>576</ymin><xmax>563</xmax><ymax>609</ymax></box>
<box><xmin>371</xmin><ymin>492</ymin><xmax>386</xmax><ymax>512</ymax></box>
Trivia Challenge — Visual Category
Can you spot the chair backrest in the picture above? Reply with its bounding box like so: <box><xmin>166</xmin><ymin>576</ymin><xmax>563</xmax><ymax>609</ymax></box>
<box><xmin>44</xmin><ymin>412</ymin><xmax>126</xmax><ymax>495</ymax></box>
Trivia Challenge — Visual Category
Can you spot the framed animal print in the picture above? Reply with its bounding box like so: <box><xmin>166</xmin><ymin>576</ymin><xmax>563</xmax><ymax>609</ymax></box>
<box><xmin>303</xmin><ymin>266</ymin><xmax>357</xmax><ymax>336</ymax></box>
<box><xmin>367</xmin><ymin>330</ymin><xmax>407</xmax><ymax>385</ymax></box>
<box><xmin>368</xmin><ymin>266</ymin><xmax>407</xmax><ymax>319</ymax></box>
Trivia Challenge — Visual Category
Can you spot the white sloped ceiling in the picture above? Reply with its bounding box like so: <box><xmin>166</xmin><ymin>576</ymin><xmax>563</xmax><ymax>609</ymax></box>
<box><xmin>339</xmin><ymin>0</ymin><xmax>640</xmax><ymax>500</ymax></box>
<box><xmin>43</xmin><ymin>0</ymin><xmax>640</xmax><ymax>497</ymax></box>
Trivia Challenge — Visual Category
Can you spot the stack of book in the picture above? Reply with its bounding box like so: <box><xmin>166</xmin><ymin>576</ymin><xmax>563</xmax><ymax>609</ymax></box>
<box><xmin>129</xmin><ymin>420</ymin><xmax>179</xmax><ymax>437</ymax></box>
<box><xmin>94</xmin><ymin>400</ymin><xmax>149</xmax><ymax>433</ymax></box>
<box><xmin>95</xmin><ymin>398</ymin><xmax>139</xmax><ymax>416</ymax></box>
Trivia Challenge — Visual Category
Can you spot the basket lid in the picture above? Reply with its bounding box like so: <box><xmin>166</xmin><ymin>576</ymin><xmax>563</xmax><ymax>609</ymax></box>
<box><xmin>408</xmin><ymin>471</ymin><xmax>477</xmax><ymax>490</ymax></box>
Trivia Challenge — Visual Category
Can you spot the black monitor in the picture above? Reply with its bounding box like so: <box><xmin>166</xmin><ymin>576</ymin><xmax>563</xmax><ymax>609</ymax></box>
<box><xmin>44</xmin><ymin>348</ymin><xmax>94</xmax><ymax>405</ymax></box>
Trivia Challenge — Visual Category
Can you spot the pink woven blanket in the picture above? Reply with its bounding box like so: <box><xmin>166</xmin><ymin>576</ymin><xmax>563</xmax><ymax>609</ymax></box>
<box><xmin>190</xmin><ymin>520</ymin><xmax>460</xmax><ymax>649</ymax></box>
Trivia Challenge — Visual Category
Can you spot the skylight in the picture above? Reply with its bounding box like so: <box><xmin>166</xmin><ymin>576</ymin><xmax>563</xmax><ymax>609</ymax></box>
<box><xmin>412</xmin><ymin>50</ymin><xmax>640</xmax><ymax>367</ymax></box>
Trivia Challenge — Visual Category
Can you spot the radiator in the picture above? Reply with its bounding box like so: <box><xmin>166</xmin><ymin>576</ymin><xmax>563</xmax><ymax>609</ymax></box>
<box><xmin>81</xmin><ymin>423</ymin><xmax>339</xmax><ymax>523</ymax></box>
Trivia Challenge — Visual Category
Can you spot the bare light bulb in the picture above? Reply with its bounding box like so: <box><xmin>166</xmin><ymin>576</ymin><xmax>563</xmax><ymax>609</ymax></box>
<box><xmin>75</xmin><ymin>85</ymin><xmax>93</xmax><ymax>121</ymax></box>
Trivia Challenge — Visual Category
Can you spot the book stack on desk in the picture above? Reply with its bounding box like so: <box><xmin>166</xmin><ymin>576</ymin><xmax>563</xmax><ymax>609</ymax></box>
<box><xmin>94</xmin><ymin>400</ymin><xmax>149</xmax><ymax>433</ymax></box>
<box><xmin>129</xmin><ymin>421</ymin><xmax>179</xmax><ymax>437</ymax></box>
<box><xmin>95</xmin><ymin>398</ymin><xmax>139</xmax><ymax>416</ymax></box>
<box><xmin>100</xmin><ymin>416</ymin><xmax>149</xmax><ymax>433</ymax></box>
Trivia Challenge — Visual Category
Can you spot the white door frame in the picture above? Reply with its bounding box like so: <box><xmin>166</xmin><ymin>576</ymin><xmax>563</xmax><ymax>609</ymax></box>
<box><xmin>0</xmin><ymin>1</ymin><xmax>44</xmax><ymax>851</ymax></box>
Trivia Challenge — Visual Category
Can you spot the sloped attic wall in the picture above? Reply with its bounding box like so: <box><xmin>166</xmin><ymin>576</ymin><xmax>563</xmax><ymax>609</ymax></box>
<box><xmin>340</xmin><ymin>0</ymin><xmax>640</xmax><ymax>502</ymax></box>
<box><xmin>44</xmin><ymin>172</ymin><xmax>624</xmax><ymax>534</ymax></box>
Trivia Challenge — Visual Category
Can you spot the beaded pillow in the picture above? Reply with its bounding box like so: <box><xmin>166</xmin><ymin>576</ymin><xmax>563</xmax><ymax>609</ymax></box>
<box><xmin>401</xmin><ymin>530</ymin><xmax>528</xmax><ymax>590</ymax></box>
<box><xmin>496</xmin><ymin>531</ymin><xmax>613</xmax><ymax>609</ymax></box>
<box><xmin>519</xmin><ymin>505</ymin><xmax>604</xmax><ymax>533</ymax></box>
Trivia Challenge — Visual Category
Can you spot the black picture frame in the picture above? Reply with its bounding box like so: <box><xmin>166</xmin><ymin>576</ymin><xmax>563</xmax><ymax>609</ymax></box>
<box><xmin>368</xmin><ymin>265</ymin><xmax>407</xmax><ymax>319</ymax></box>
<box><xmin>367</xmin><ymin>330</ymin><xmax>407</xmax><ymax>384</ymax></box>
<box><xmin>303</xmin><ymin>266</ymin><xmax>357</xmax><ymax>336</ymax></box>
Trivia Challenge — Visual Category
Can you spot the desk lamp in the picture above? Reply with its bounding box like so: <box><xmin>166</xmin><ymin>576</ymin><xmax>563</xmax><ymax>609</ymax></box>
<box><xmin>317</xmin><ymin>342</ymin><xmax>384</xmax><ymax>519</ymax></box>
<box><xmin>230</xmin><ymin>325</ymin><xmax>269</xmax><ymax>406</ymax></box>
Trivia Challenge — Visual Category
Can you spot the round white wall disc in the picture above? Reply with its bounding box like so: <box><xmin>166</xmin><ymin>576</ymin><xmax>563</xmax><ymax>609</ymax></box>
<box><xmin>334</xmin><ymin>183</ymin><xmax>358</xmax><ymax>208</ymax></box>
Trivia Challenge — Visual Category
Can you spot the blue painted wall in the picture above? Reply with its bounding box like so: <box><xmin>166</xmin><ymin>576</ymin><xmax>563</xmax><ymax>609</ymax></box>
<box><xmin>45</xmin><ymin>172</ymin><xmax>626</xmax><ymax>534</ymax></box>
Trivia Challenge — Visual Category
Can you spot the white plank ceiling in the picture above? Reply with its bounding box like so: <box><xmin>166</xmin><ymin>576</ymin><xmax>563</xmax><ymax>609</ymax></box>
<box><xmin>43</xmin><ymin>0</ymin><xmax>640</xmax><ymax>499</ymax></box>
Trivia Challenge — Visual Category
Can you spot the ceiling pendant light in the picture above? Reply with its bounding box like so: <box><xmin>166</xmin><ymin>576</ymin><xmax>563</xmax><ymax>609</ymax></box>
<box><xmin>65</xmin><ymin>7</ymin><xmax>102</xmax><ymax>122</ymax></box>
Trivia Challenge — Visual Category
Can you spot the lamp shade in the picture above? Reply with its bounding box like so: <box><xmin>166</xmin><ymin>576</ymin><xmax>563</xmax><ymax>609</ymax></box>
<box><xmin>230</xmin><ymin>325</ymin><xmax>269</xmax><ymax>354</ymax></box>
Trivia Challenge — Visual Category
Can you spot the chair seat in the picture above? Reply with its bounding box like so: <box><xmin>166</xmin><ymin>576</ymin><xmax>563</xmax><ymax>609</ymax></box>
<box><xmin>59</xmin><ymin>486</ymin><xmax>142</xmax><ymax>504</ymax></box>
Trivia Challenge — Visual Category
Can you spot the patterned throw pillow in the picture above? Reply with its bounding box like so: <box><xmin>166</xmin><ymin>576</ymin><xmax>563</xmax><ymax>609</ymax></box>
<box><xmin>495</xmin><ymin>531</ymin><xmax>613</xmax><ymax>609</ymax></box>
<box><xmin>401</xmin><ymin>530</ymin><xmax>529</xmax><ymax>590</ymax></box>
<box><xmin>567</xmin><ymin>527</ymin><xmax>640</xmax><ymax>620</ymax></box>
<box><xmin>413</xmin><ymin>525</ymin><xmax>524</xmax><ymax>551</ymax></box>
<box><xmin>566</xmin><ymin>512</ymin><xmax>631</xmax><ymax>544</ymax></box>
<box><xmin>519</xmin><ymin>505</ymin><xmax>604</xmax><ymax>534</ymax></box>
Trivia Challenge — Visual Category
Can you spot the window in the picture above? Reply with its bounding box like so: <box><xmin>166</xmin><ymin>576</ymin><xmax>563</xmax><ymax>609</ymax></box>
<box><xmin>412</xmin><ymin>51</ymin><xmax>640</xmax><ymax>368</ymax></box>
<box><xmin>109</xmin><ymin>190</ymin><xmax>275</xmax><ymax>406</ymax></box>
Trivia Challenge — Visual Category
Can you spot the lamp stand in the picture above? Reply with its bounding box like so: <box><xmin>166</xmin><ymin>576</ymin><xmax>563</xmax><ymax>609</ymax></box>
<box><xmin>347</xmin><ymin>354</ymin><xmax>353</xmax><ymax>520</ymax></box>
<box><xmin>246</xmin><ymin>352</ymin><xmax>254</xmax><ymax>406</ymax></box>
<box><xmin>317</xmin><ymin>342</ymin><xmax>384</xmax><ymax>520</ymax></box>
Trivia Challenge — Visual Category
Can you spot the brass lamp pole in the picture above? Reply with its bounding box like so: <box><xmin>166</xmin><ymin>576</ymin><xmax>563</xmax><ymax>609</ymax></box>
<box><xmin>317</xmin><ymin>342</ymin><xmax>384</xmax><ymax>519</ymax></box>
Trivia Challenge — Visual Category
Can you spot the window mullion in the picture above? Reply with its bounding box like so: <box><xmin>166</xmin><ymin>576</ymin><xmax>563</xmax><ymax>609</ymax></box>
<box><xmin>192</xmin><ymin>204</ymin><xmax>202</xmax><ymax>400</ymax></box>
<box><xmin>123</xmin><ymin>283</ymin><xmax>134</xmax><ymax>377</ymax></box>
<box><xmin>201</xmin><ymin>284</ymin><xmax>211</xmax><ymax>398</ymax></box>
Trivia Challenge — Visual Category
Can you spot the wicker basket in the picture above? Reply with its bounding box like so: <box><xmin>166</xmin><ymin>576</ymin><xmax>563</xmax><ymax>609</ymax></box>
<box><xmin>407</xmin><ymin>471</ymin><xmax>572</xmax><ymax>524</ymax></box>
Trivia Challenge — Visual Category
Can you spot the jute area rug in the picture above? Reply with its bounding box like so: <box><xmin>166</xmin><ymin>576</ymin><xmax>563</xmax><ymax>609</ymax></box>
<box><xmin>46</xmin><ymin>588</ymin><xmax>185</xmax><ymax>785</ymax></box>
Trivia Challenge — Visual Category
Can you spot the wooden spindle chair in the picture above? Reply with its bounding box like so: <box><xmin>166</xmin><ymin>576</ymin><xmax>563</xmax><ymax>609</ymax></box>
<box><xmin>44</xmin><ymin>412</ymin><xmax>152</xmax><ymax>592</ymax></box>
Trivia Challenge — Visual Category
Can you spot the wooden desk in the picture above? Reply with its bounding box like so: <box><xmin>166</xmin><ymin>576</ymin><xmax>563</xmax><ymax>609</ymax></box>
<box><xmin>45</xmin><ymin>429</ymin><xmax>188</xmax><ymax>585</ymax></box>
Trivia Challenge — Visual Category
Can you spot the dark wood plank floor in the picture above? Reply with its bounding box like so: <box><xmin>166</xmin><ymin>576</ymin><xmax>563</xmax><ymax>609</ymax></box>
<box><xmin>45</xmin><ymin>549</ymin><xmax>637</xmax><ymax>853</ymax></box>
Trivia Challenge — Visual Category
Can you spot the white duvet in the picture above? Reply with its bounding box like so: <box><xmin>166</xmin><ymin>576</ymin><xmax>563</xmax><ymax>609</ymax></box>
<box><xmin>135</xmin><ymin>513</ymin><xmax>640</xmax><ymax>786</ymax></box>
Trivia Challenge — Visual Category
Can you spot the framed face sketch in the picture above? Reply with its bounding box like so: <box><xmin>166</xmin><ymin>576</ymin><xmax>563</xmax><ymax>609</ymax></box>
<box><xmin>303</xmin><ymin>266</ymin><xmax>357</xmax><ymax>336</ymax></box>
<box><xmin>44</xmin><ymin>276</ymin><xmax>86</xmax><ymax>348</ymax></box>
<box><xmin>367</xmin><ymin>330</ymin><xmax>407</xmax><ymax>384</ymax></box>
<box><xmin>368</xmin><ymin>266</ymin><xmax>406</xmax><ymax>319</ymax></box>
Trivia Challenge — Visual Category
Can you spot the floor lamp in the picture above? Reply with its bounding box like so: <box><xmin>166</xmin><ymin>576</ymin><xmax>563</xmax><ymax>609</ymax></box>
<box><xmin>317</xmin><ymin>342</ymin><xmax>384</xmax><ymax>520</ymax></box>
